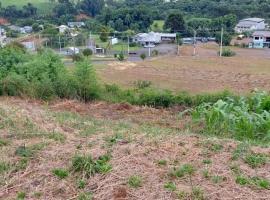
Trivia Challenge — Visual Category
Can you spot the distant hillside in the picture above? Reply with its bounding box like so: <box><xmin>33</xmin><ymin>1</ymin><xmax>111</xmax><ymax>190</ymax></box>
<box><xmin>1</xmin><ymin>0</ymin><xmax>54</xmax><ymax>15</ymax></box>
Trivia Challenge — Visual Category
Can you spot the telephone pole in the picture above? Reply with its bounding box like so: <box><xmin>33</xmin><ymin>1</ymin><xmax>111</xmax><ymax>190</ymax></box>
<box><xmin>220</xmin><ymin>27</ymin><xmax>223</xmax><ymax>57</ymax></box>
<box><xmin>193</xmin><ymin>30</ymin><xmax>196</xmax><ymax>55</ymax></box>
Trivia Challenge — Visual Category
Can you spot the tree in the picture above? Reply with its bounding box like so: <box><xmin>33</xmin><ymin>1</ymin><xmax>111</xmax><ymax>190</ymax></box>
<box><xmin>163</xmin><ymin>12</ymin><xmax>185</xmax><ymax>32</ymax></box>
<box><xmin>215</xmin><ymin>31</ymin><xmax>232</xmax><ymax>46</ymax></box>
<box><xmin>100</xmin><ymin>26</ymin><xmax>109</xmax><ymax>42</ymax></box>
<box><xmin>78</xmin><ymin>0</ymin><xmax>105</xmax><ymax>17</ymax></box>
<box><xmin>140</xmin><ymin>53</ymin><xmax>146</xmax><ymax>61</ymax></box>
<box><xmin>32</xmin><ymin>23</ymin><xmax>41</xmax><ymax>32</ymax></box>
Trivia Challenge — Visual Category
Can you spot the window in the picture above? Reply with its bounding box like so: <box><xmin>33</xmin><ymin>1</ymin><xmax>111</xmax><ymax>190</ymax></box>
<box><xmin>260</xmin><ymin>37</ymin><xmax>263</xmax><ymax>39</ymax></box>
<box><xmin>254</xmin><ymin>37</ymin><xmax>259</xmax><ymax>40</ymax></box>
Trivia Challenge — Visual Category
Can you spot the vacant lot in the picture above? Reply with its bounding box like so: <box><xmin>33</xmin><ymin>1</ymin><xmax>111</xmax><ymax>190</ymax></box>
<box><xmin>96</xmin><ymin>54</ymin><xmax>270</xmax><ymax>95</ymax></box>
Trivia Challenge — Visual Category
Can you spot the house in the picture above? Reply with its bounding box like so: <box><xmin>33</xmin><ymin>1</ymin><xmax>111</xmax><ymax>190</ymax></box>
<box><xmin>8</xmin><ymin>25</ymin><xmax>21</xmax><ymax>32</ymax></box>
<box><xmin>67</xmin><ymin>22</ymin><xmax>85</xmax><ymax>28</ymax></box>
<box><xmin>252</xmin><ymin>30</ymin><xmax>270</xmax><ymax>48</ymax></box>
<box><xmin>235</xmin><ymin>18</ymin><xmax>266</xmax><ymax>33</ymax></box>
<box><xmin>20</xmin><ymin>26</ymin><xmax>33</xmax><ymax>33</ymax></box>
<box><xmin>132</xmin><ymin>31</ymin><xmax>176</xmax><ymax>45</ymax></box>
<box><xmin>58</xmin><ymin>25</ymin><xmax>68</xmax><ymax>33</ymax></box>
<box><xmin>21</xmin><ymin>42</ymin><xmax>35</xmax><ymax>51</ymax></box>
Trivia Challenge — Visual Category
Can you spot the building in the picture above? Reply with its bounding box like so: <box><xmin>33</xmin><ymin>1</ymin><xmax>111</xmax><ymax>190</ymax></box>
<box><xmin>20</xmin><ymin>26</ymin><xmax>33</xmax><ymax>33</ymax></box>
<box><xmin>67</xmin><ymin>22</ymin><xmax>85</xmax><ymax>28</ymax></box>
<box><xmin>58</xmin><ymin>25</ymin><xmax>68</xmax><ymax>33</ymax></box>
<box><xmin>132</xmin><ymin>31</ymin><xmax>176</xmax><ymax>45</ymax></box>
<box><xmin>21</xmin><ymin>42</ymin><xmax>35</xmax><ymax>51</ymax></box>
<box><xmin>68</xmin><ymin>47</ymin><xmax>80</xmax><ymax>54</ymax></box>
<box><xmin>8</xmin><ymin>25</ymin><xmax>21</xmax><ymax>32</ymax></box>
<box><xmin>235</xmin><ymin>18</ymin><xmax>266</xmax><ymax>33</ymax></box>
<box><xmin>252</xmin><ymin>30</ymin><xmax>270</xmax><ymax>48</ymax></box>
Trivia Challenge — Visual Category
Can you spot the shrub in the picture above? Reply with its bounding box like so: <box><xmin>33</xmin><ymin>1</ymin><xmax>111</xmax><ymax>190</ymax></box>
<box><xmin>70</xmin><ymin>54</ymin><xmax>84</xmax><ymax>62</ymax></box>
<box><xmin>234</xmin><ymin>42</ymin><xmax>239</xmax><ymax>47</ymax></box>
<box><xmin>118</xmin><ymin>51</ymin><xmax>124</xmax><ymax>61</ymax></box>
<box><xmin>151</xmin><ymin>50</ymin><xmax>158</xmax><ymax>56</ymax></box>
<box><xmin>82</xmin><ymin>48</ymin><xmax>93</xmax><ymax>56</ymax></box>
<box><xmin>51</xmin><ymin>168</ymin><xmax>68</xmax><ymax>179</ymax></box>
<box><xmin>128</xmin><ymin>175</ymin><xmax>143</xmax><ymax>188</ymax></box>
<box><xmin>240</xmin><ymin>43</ymin><xmax>248</xmax><ymax>48</ymax></box>
<box><xmin>129</xmin><ymin>42</ymin><xmax>137</xmax><ymax>47</ymax></box>
<box><xmin>140</xmin><ymin>52</ymin><xmax>147</xmax><ymax>60</ymax></box>
<box><xmin>218</xmin><ymin>49</ymin><xmax>236</xmax><ymax>57</ymax></box>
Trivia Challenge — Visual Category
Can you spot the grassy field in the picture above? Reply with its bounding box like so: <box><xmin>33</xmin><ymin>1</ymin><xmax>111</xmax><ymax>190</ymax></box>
<box><xmin>150</xmin><ymin>20</ymin><xmax>165</xmax><ymax>32</ymax></box>
<box><xmin>1</xmin><ymin>0</ymin><xmax>54</xmax><ymax>15</ymax></box>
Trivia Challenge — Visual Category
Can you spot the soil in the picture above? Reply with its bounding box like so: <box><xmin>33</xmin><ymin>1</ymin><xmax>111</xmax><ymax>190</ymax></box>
<box><xmin>0</xmin><ymin>17</ymin><xmax>10</xmax><ymax>25</ymax></box>
<box><xmin>0</xmin><ymin>97</ymin><xmax>270</xmax><ymax>200</ymax></box>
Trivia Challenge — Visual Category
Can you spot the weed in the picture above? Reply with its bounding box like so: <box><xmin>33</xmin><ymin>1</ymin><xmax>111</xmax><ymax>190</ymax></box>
<box><xmin>103</xmin><ymin>134</ymin><xmax>123</xmax><ymax>147</ymax></box>
<box><xmin>33</xmin><ymin>191</ymin><xmax>42</xmax><ymax>197</ymax></box>
<box><xmin>256</xmin><ymin>178</ymin><xmax>270</xmax><ymax>189</ymax></box>
<box><xmin>236</xmin><ymin>175</ymin><xmax>249</xmax><ymax>186</ymax></box>
<box><xmin>202</xmin><ymin>159</ymin><xmax>211</xmax><ymax>164</ymax></box>
<box><xmin>77</xmin><ymin>191</ymin><xmax>93</xmax><ymax>200</ymax></box>
<box><xmin>71</xmin><ymin>154</ymin><xmax>112</xmax><ymax>178</ymax></box>
<box><xmin>128</xmin><ymin>175</ymin><xmax>143</xmax><ymax>188</ymax></box>
<box><xmin>0</xmin><ymin>137</ymin><xmax>9</xmax><ymax>147</ymax></box>
<box><xmin>100</xmin><ymin>144</ymin><xmax>105</xmax><ymax>149</ymax></box>
<box><xmin>49</xmin><ymin>132</ymin><xmax>66</xmax><ymax>143</ymax></box>
<box><xmin>230</xmin><ymin>163</ymin><xmax>239</xmax><ymax>171</ymax></box>
<box><xmin>15</xmin><ymin>145</ymin><xmax>34</xmax><ymax>157</ymax></box>
<box><xmin>244</xmin><ymin>152</ymin><xmax>267</xmax><ymax>168</ymax></box>
<box><xmin>192</xmin><ymin>187</ymin><xmax>205</xmax><ymax>199</ymax></box>
<box><xmin>176</xmin><ymin>191</ymin><xmax>187</xmax><ymax>199</ymax></box>
<box><xmin>212</xmin><ymin>176</ymin><xmax>222</xmax><ymax>183</ymax></box>
<box><xmin>77</xmin><ymin>179</ymin><xmax>86</xmax><ymax>188</ymax></box>
<box><xmin>164</xmin><ymin>181</ymin><xmax>177</xmax><ymax>191</ymax></box>
<box><xmin>202</xmin><ymin>170</ymin><xmax>210</xmax><ymax>178</ymax></box>
<box><xmin>17</xmin><ymin>191</ymin><xmax>26</xmax><ymax>199</ymax></box>
<box><xmin>199</xmin><ymin>149</ymin><xmax>210</xmax><ymax>156</ymax></box>
<box><xmin>174</xmin><ymin>159</ymin><xmax>179</xmax><ymax>164</ymax></box>
<box><xmin>52</xmin><ymin>168</ymin><xmax>68</xmax><ymax>179</ymax></box>
<box><xmin>146</xmin><ymin>148</ymin><xmax>151</xmax><ymax>154</ymax></box>
<box><xmin>0</xmin><ymin>161</ymin><xmax>12</xmax><ymax>173</ymax></box>
<box><xmin>14</xmin><ymin>158</ymin><xmax>28</xmax><ymax>172</ymax></box>
<box><xmin>124</xmin><ymin>148</ymin><xmax>131</xmax><ymax>154</ymax></box>
<box><xmin>88</xmin><ymin>142</ymin><xmax>93</xmax><ymax>148</ymax></box>
<box><xmin>76</xmin><ymin>144</ymin><xmax>83</xmax><ymax>149</ymax></box>
<box><xmin>158</xmin><ymin>160</ymin><xmax>167</xmax><ymax>166</ymax></box>
<box><xmin>170</xmin><ymin>164</ymin><xmax>195</xmax><ymax>178</ymax></box>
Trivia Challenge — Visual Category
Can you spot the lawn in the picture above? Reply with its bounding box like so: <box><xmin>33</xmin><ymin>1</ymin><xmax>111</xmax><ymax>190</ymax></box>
<box><xmin>150</xmin><ymin>20</ymin><xmax>165</xmax><ymax>32</ymax></box>
<box><xmin>1</xmin><ymin>0</ymin><xmax>54</xmax><ymax>15</ymax></box>
<box><xmin>94</xmin><ymin>37</ymin><xmax>140</xmax><ymax>51</ymax></box>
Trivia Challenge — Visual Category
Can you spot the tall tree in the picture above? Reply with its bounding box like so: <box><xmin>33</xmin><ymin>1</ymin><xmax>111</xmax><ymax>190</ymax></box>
<box><xmin>78</xmin><ymin>0</ymin><xmax>105</xmax><ymax>17</ymax></box>
<box><xmin>163</xmin><ymin>12</ymin><xmax>185</xmax><ymax>33</ymax></box>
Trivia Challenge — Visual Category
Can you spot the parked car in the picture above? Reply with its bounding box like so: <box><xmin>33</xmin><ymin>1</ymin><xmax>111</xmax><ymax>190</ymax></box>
<box><xmin>144</xmin><ymin>44</ymin><xmax>155</xmax><ymax>48</ymax></box>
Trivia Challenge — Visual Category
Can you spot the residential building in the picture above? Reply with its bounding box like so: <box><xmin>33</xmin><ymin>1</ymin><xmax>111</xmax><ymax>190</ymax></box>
<box><xmin>132</xmin><ymin>31</ymin><xmax>176</xmax><ymax>45</ymax></box>
<box><xmin>20</xmin><ymin>26</ymin><xmax>33</xmax><ymax>33</ymax></box>
<box><xmin>58</xmin><ymin>25</ymin><xmax>68</xmax><ymax>33</ymax></box>
<box><xmin>67</xmin><ymin>22</ymin><xmax>85</xmax><ymax>28</ymax></box>
<box><xmin>8</xmin><ymin>25</ymin><xmax>21</xmax><ymax>32</ymax></box>
<box><xmin>235</xmin><ymin>18</ymin><xmax>266</xmax><ymax>33</ymax></box>
<box><xmin>252</xmin><ymin>30</ymin><xmax>270</xmax><ymax>48</ymax></box>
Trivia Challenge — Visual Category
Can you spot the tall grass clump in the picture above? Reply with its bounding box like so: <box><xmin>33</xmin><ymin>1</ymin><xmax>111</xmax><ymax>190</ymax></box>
<box><xmin>188</xmin><ymin>89</ymin><xmax>270</xmax><ymax>144</ymax></box>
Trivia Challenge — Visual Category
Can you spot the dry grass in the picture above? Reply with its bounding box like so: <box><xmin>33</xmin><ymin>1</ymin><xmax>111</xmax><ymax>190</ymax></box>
<box><xmin>96</xmin><ymin>55</ymin><xmax>270</xmax><ymax>95</ymax></box>
<box><xmin>0</xmin><ymin>97</ymin><xmax>270</xmax><ymax>199</ymax></box>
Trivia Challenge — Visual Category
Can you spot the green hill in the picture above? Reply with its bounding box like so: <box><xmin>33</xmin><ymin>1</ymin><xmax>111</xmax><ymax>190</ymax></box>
<box><xmin>1</xmin><ymin>0</ymin><xmax>54</xmax><ymax>15</ymax></box>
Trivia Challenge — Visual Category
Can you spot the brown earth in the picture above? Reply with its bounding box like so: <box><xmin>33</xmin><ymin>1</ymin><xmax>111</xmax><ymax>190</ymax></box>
<box><xmin>0</xmin><ymin>17</ymin><xmax>10</xmax><ymax>25</ymax></box>
<box><xmin>0</xmin><ymin>97</ymin><xmax>270</xmax><ymax>199</ymax></box>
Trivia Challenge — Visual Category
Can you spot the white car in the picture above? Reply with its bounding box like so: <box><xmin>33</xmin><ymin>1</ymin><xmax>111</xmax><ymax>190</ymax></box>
<box><xmin>144</xmin><ymin>44</ymin><xmax>155</xmax><ymax>48</ymax></box>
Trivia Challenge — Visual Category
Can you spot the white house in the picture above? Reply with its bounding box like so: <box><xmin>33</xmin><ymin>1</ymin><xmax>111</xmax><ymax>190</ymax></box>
<box><xmin>132</xmin><ymin>31</ymin><xmax>176</xmax><ymax>45</ymax></box>
<box><xmin>58</xmin><ymin>25</ymin><xmax>68</xmax><ymax>33</ymax></box>
<box><xmin>67</xmin><ymin>22</ymin><xmax>85</xmax><ymax>28</ymax></box>
<box><xmin>252</xmin><ymin>30</ymin><xmax>270</xmax><ymax>48</ymax></box>
<box><xmin>68</xmin><ymin>47</ymin><xmax>79</xmax><ymax>54</ymax></box>
<box><xmin>235</xmin><ymin>18</ymin><xmax>265</xmax><ymax>33</ymax></box>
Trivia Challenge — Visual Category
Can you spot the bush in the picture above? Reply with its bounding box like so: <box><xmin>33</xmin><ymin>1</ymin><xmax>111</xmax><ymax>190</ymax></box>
<box><xmin>118</xmin><ymin>51</ymin><xmax>124</xmax><ymax>61</ymax></box>
<box><xmin>234</xmin><ymin>42</ymin><xmax>239</xmax><ymax>47</ymax></box>
<box><xmin>129</xmin><ymin>42</ymin><xmax>137</xmax><ymax>47</ymax></box>
<box><xmin>140</xmin><ymin>52</ymin><xmax>147</xmax><ymax>60</ymax></box>
<box><xmin>82</xmin><ymin>48</ymin><xmax>93</xmax><ymax>56</ymax></box>
<box><xmin>151</xmin><ymin>50</ymin><xmax>158</xmax><ymax>56</ymax></box>
<box><xmin>218</xmin><ymin>49</ymin><xmax>236</xmax><ymax>57</ymax></box>
<box><xmin>240</xmin><ymin>43</ymin><xmax>248</xmax><ymax>48</ymax></box>
<box><xmin>70</xmin><ymin>54</ymin><xmax>84</xmax><ymax>62</ymax></box>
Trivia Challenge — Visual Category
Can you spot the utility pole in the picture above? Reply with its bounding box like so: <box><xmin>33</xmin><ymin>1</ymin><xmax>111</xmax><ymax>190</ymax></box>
<box><xmin>59</xmin><ymin>36</ymin><xmax>61</xmax><ymax>53</ymax></box>
<box><xmin>127</xmin><ymin>35</ymin><xmax>129</xmax><ymax>54</ymax></box>
<box><xmin>0</xmin><ymin>28</ymin><xmax>2</xmax><ymax>47</ymax></box>
<box><xmin>219</xmin><ymin>27</ymin><xmax>223</xmax><ymax>57</ymax></box>
<box><xmin>193</xmin><ymin>30</ymin><xmax>196</xmax><ymax>55</ymax></box>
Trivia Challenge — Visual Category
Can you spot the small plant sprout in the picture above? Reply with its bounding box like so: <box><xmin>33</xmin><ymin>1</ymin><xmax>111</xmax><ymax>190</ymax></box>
<box><xmin>77</xmin><ymin>179</ymin><xmax>86</xmax><ymax>188</ymax></box>
<box><xmin>203</xmin><ymin>159</ymin><xmax>212</xmax><ymax>164</ymax></box>
<box><xmin>33</xmin><ymin>191</ymin><xmax>42</xmax><ymax>197</ymax></box>
<box><xmin>52</xmin><ymin>168</ymin><xmax>68</xmax><ymax>179</ymax></box>
<box><xmin>177</xmin><ymin>191</ymin><xmax>187</xmax><ymax>199</ymax></box>
<box><xmin>17</xmin><ymin>191</ymin><xmax>26</xmax><ymax>199</ymax></box>
<box><xmin>128</xmin><ymin>175</ymin><xmax>143</xmax><ymax>188</ymax></box>
<box><xmin>164</xmin><ymin>181</ymin><xmax>177</xmax><ymax>191</ymax></box>
<box><xmin>202</xmin><ymin>170</ymin><xmax>210</xmax><ymax>178</ymax></box>
<box><xmin>158</xmin><ymin>160</ymin><xmax>167</xmax><ymax>166</ymax></box>
<box><xmin>76</xmin><ymin>144</ymin><xmax>82</xmax><ymax>149</ymax></box>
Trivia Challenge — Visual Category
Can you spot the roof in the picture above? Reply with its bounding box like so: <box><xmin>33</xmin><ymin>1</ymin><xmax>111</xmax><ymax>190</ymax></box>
<box><xmin>240</xmin><ymin>18</ymin><xmax>264</xmax><ymax>23</ymax></box>
<box><xmin>68</xmin><ymin>22</ymin><xmax>85</xmax><ymax>25</ymax></box>
<box><xmin>160</xmin><ymin>33</ymin><xmax>176</xmax><ymax>37</ymax></box>
<box><xmin>235</xmin><ymin>23</ymin><xmax>255</xmax><ymax>27</ymax></box>
<box><xmin>252</xmin><ymin>31</ymin><xmax>270</xmax><ymax>37</ymax></box>
<box><xmin>8</xmin><ymin>25</ymin><xmax>20</xmax><ymax>31</ymax></box>
<box><xmin>59</xmin><ymin>25</ymin><xmax>68</xmax><ymax>28</ymax></box>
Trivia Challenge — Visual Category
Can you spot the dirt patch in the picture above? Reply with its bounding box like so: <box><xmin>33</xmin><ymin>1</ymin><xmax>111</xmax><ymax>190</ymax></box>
<box><xmin>0</xmin><ymin>17</ymin><xmax>10</xmax><ymax>25</ymax></box>
<box><xmin>76</xmin><ymin>14</ymin><xmax>91</xmax><ymax>20</ymax></box>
